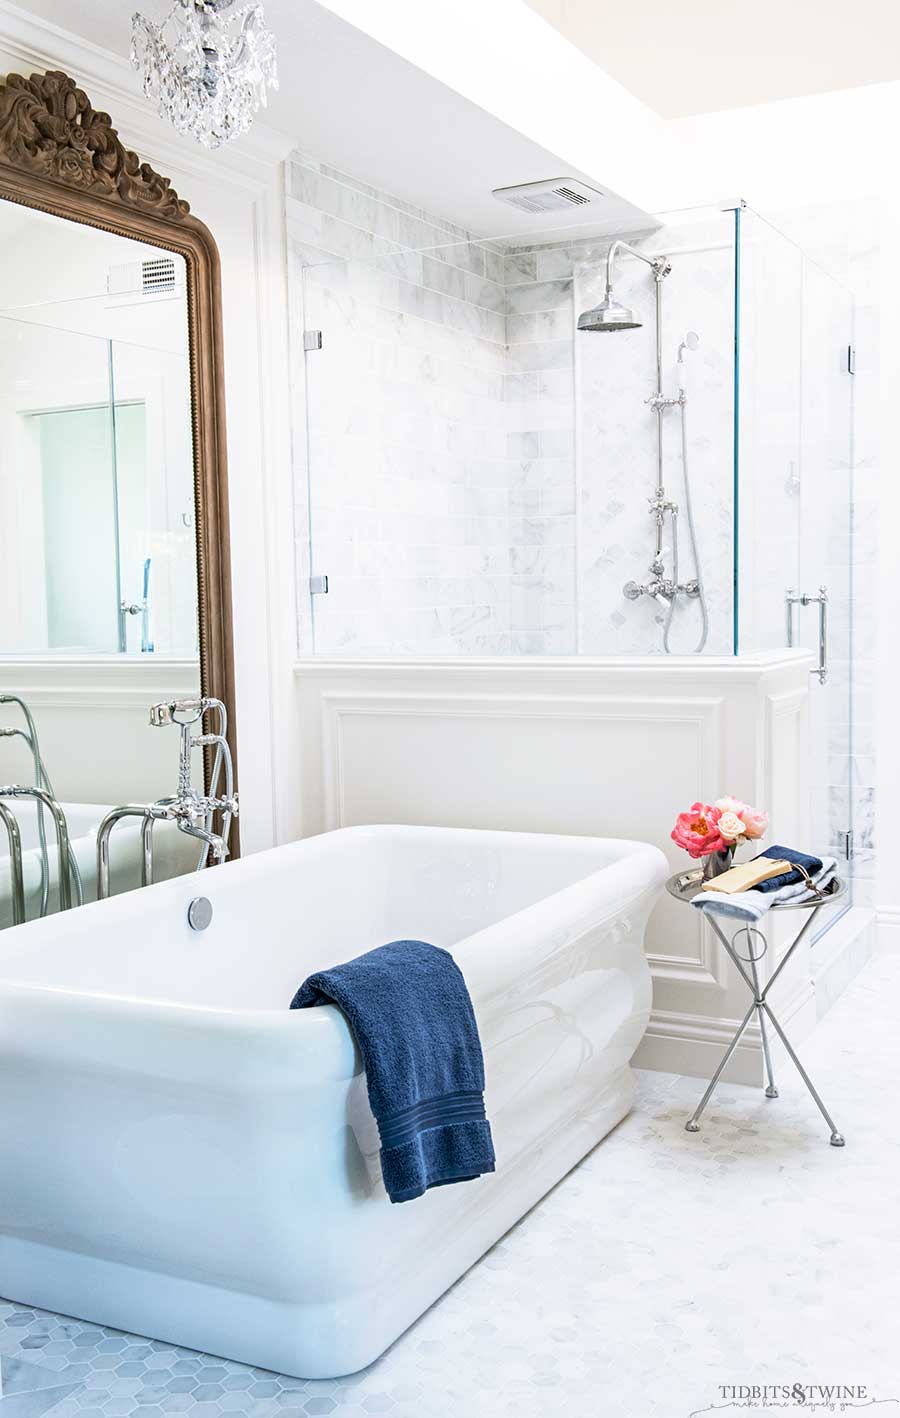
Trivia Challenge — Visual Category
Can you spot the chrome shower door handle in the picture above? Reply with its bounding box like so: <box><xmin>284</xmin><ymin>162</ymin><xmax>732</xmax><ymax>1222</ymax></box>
<box><xmin>786</xmin><ymin>586</ymin><xmax>828</xmax><ymax>684</ymax></box>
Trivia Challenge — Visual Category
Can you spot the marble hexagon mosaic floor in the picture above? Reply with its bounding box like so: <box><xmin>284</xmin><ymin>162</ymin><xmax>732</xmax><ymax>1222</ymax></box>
<box><xmin>3</xmin><ymin>948</ymin><xmax>897</xmax><ymax>1418</ymax></box>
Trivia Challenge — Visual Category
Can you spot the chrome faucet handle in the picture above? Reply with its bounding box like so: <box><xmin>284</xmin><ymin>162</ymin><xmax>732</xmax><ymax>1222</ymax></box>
<box><xmin>149</xmin><ymin>698</ymin><xmax>208</xmax><ymax>727</ymax></box>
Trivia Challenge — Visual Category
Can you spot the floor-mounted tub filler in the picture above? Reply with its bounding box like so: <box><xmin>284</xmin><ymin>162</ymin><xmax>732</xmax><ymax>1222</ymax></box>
<box><xmin>0</xmin><ymin>824</ymin><xmax>666</xmax><ymax>1378</ymax></box>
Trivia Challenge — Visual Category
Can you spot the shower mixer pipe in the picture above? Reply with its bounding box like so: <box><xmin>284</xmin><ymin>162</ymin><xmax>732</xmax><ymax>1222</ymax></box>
<box><xmin>576</xmin><ymin>233</ymin><xmax>708</xmax><ymax>653</ymax></box>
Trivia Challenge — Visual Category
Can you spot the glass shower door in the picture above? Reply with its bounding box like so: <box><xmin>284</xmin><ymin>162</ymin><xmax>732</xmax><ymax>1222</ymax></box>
<box><xmin>796</xmin><ymin>261</ymin><xmax>855</xmax><ymax>927</ymax></box>
<box><xmin>737</xmin><ymin>207</ymin><xmax>855</xmax><ymax>933</ymax></box>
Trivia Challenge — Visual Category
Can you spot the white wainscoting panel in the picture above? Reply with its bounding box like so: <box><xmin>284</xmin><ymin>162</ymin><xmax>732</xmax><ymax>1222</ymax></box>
<box><xmin>0</xmin><ymin>659</ymin><xmax>198</xmax><ymax>804</ymax></box>
<box><xmin>296</xmin><ymin>653</ymin><xmax>817</xmax><ymax>1079</ymax></box>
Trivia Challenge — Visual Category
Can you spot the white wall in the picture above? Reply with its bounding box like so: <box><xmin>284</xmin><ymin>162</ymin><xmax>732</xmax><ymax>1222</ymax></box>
<box><xmin>0</xmin><ymin>5</ymin><xmax>295</xmax><ymax>850</ymax></box>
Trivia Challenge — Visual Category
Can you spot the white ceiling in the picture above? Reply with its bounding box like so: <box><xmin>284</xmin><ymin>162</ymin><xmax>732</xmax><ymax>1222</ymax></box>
<box><xmin>524</xmin><ymin>0</ymin><xmax>900</xmax><ymax>116</ymax></box>
<box><xmin>11</xmin><ymin>0</ymin><xmax>652</xmax><ymax>239</ymax></box>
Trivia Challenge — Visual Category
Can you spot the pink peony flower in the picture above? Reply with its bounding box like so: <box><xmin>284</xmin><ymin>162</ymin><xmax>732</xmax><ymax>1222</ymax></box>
<box><xmin>716</xmin><ymin>795</ymin><xmax>750</xmax><ymax>817</ymax></box>
<box><xmin>713</xmin><ymin>795</ymin><xmax>768</xmax><ymax>841</ymax></box>
<box><xmin>742</xmin><ymin>808</ymin><xmax>768</xmax><ymax>839</ymax></box>
<box><xmin>671</xmin><ymin>802</ymin><xmax>725</xmax><ymax>858</ymax></box>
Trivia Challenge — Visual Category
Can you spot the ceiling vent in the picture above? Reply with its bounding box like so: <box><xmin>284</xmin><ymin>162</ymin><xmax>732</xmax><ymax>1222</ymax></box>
<box><xmin>491</xmin><ymin>178</ymin><xmax>605</xmax><ymax>214</ymax></box>
<box><xmin>108</xmin><ymin>256</ymin><xmax>180</xmax><ymax>296</ymax></box>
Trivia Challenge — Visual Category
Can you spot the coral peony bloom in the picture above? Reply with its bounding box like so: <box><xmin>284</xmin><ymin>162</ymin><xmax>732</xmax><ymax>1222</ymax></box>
<box><xmin>671</xmin><ymin>802</ymin><xmax>725</xmax><ymax>858</ymax></box>
<box><xmin>742</xmin><ymin>808</ymin><xmax>768</xmax><ymax>839</ymax></box>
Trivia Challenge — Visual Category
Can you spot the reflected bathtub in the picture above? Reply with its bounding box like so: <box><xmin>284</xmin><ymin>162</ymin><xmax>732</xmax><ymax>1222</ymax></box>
<box><xmin>0</xmin><ymin>800</ymin><xmax>201</xmax><ymax>926</ymax></box>
<box><xmin>0</xmin><ymin>824</ymin><xmax>666</xmax><ymax>1377</ymax></box>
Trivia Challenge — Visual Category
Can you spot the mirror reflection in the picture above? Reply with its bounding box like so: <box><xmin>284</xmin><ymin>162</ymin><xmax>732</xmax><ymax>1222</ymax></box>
<box><xmin>0</xmin><ymin>201</ymin><xmax>209</xmax><ymax>926</ymax></box>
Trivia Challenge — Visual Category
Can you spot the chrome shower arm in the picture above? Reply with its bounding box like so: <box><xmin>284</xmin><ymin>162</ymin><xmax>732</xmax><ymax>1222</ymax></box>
<box><xmin>605</xmin><ymin>239</ymin><xmax>670</xmax><ymax>294</ymax></box>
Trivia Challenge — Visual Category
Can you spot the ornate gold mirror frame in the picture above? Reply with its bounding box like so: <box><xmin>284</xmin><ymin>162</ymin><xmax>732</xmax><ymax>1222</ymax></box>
<box><xmin>0</xmin><ymin>69</ymin><xmax>238</xmax><ymax>842</ymax></box>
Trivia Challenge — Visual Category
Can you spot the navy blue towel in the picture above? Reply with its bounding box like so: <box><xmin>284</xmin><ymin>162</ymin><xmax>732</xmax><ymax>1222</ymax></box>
<box><xmin>754</xmin><ymin>844</ymin><xmax>824</xmax><ymax>892</ymax></box>
<box><xmin>290</xmin><ymin>940</ymin><xmax>496</xmax><ymax>1204</ymax></box>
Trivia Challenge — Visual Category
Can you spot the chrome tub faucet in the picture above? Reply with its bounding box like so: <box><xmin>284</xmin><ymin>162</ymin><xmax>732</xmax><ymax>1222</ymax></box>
<box><xmin>96</xmin><ymin>697</ymin><xmax>238</xmax><ymax>900</ymax></box>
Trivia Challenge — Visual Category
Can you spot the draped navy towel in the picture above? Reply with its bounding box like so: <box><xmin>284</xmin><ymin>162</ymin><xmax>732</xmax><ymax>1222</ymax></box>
<box><xmin>753</xmin><ymin>844</ymin><xmax>824</xmax><ymax>892</ymax></box>
<box><xmin>290</xmin><ymin>940</ymin><xmax>496</xmax><ymax>1204</ymax></box>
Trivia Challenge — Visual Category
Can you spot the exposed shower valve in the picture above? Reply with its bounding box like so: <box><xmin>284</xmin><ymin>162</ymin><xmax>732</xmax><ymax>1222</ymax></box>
<box><xmin>648</xmin><ymin>494</ymin><xmax>678</xmax><ymax>524</ymax></box>
<box><xmin>644</xmin><ymin>393</ymin><xmax>684</xmax><ymax>412</ymax></box>
<box><xmin>623</xmin><ymin>575</ymin><xmax>701</xmax><ymax>604</ymax></box>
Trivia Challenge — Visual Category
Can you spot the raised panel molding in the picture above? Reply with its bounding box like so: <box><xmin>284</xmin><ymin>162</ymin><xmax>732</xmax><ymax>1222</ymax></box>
<box><xmin>319</xmin><ymin>686</ymin><xmax>727</xmax><ymax>989</ymax></box>
<box><xmin>296</xmin><ymin>653</ymin><xmax>815</xmax><ymax>1079</ymax></box>
<box><xmin>0</xmin><ymin>659</ymin><xmax>197</xmax><ymax>711</ymax></box>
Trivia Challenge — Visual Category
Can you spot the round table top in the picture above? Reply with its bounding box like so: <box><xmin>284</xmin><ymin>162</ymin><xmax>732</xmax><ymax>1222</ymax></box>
<box><xmin>666</xmin><ymin>868</ymin><xmax>848</xmax><ymax>910</ymax></box>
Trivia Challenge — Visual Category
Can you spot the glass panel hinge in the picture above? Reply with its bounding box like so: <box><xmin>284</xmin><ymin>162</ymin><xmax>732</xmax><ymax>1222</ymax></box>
<box><xmin>309</xmin><ymin>575</ymin><xmax>329</xmax><ymax>595</ymax></box>
<box><xmin>303</xmin><ymin>329</ymin><xmax>323</xmax><ymax>352</ymax></box>
<box><xmin>847</xmin><ymin>344</ymin><xmax>856</xmax><ymax>375</ymax></box>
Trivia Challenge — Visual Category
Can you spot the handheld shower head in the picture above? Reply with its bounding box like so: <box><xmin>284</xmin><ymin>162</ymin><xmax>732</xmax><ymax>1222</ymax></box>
<box><xmin>677</xmin><ymin>330</ymin><xmax>700</xmax><ymax>390</ymax></box>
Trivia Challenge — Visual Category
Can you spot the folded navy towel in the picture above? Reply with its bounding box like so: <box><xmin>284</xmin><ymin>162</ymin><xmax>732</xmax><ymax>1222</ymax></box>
<box><xmin>753</xmin><ymin>844</ymin><xmax>824</xmax><ymax>892</ymax></box>
<box><xmin>290</xmin><ymin>940</ymin><xmax>495</xmax><ymax>1204</ymax></box>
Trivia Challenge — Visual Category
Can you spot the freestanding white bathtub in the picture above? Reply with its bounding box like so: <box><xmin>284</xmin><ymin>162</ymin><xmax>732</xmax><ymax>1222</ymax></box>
<box><xmin>0</xmin><ymin>824</ymin><xmax>666</xmax><ymax>1378</ymax></box>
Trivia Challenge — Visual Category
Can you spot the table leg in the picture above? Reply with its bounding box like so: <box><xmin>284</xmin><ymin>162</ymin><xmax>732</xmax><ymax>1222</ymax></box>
<box><xmin>761</xmin><ymin>1003</ymin><xmax>845</xmax><ymax>1146</ymax></box>
<box><xmin>749</xmin><ymin>952</ymin><xmax>778</xmax><ymax>1099</ymax></box>
<box><xmin>685</xmin><ymin>997</ymin><xmax>758</xmax><ymax>1134</ymax></box>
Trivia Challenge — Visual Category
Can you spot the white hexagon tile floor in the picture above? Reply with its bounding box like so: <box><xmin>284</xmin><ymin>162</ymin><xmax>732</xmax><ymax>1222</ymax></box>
<box><xmin>2</xmin><ymin>948</ymin><xmax>898</xmax><ymax>1418</ymax></box>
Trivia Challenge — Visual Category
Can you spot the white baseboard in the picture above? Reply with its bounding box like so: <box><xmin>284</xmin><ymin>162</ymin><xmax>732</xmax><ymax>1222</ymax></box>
<box><xmin>638</xmin><ymin>906</ymin><xmax>877</xmax><ymax>1081</ymax></box>
<box><xmin>635</xmin><ymin>983</ymin><xmax>816</xmax><ymax>1085</ymax></box>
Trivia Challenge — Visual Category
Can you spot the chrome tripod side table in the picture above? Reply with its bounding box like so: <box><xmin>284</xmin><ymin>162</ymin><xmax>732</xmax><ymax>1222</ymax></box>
<box><xmin>666</xmin><ymin>871</ymin><xmax>848</xmax><ymax>1147</ymax></box>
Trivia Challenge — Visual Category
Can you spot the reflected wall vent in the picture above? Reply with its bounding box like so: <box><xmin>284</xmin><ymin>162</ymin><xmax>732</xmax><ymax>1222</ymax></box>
<box><xmin>141</xmin><ymin>256</ymin><xmax>177</xmax><ymax>293</ymax></box>
<box><xmin>108</xmin><ymin>256</ymin><xmax>180</xmax><ymax>296</ymax></box>
<box><xmin>491</xmin><ymin>178</ymin><xmax>604</xmax><ymax>214</ymax></box>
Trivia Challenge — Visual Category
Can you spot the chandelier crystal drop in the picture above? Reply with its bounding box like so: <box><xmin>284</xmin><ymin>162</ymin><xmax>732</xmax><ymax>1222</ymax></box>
<box><xmin>131</xmin><ymin>0</ymin><xmax>278</xmax><ymax>150</ymax></box>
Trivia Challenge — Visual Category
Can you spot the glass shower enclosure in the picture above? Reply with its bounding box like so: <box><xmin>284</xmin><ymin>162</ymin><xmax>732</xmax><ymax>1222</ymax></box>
<box><xmin>299</xmin><ymin>201</ymin><xmax>856</xmax><ymax>912</ymax></box>
<box><xmin>0</xmin><ymin>309</ymin><xmax>197</xmax><ymax>659</ymax></box>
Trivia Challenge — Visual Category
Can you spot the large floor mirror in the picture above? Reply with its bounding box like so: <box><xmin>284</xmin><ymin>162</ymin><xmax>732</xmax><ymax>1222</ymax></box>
<box><xmin>0</xmin><ymin>69</ymin><xmax>236</xmax><ymax>929</ymax></box>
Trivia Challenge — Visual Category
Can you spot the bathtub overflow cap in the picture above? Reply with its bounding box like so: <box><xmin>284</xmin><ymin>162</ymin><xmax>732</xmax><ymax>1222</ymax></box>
<box><xmin>187</xmin><ymin>897</ymin><xmax>213</xmax><ymax>931</ymax></box>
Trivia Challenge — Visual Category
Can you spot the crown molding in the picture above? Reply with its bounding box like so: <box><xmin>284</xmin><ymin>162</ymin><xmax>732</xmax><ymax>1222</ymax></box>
<box><xmin>0</xmin><ymin>0</ymin><xmax>295</xmax><ymax>188</ymax></box>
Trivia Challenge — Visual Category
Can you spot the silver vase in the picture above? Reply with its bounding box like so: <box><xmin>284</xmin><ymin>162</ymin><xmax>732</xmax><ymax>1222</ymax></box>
<box><xmin>702</xmin><ymin>846</ymin><xmax>735</xmax><ymax>881</ymax></box>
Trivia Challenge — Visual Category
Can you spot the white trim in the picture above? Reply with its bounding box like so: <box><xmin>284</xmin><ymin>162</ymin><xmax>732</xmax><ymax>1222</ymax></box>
<box><xmin>294</xmin><ymin>650</ymin><xmax>816</xmax><ymax>678</ymax></box>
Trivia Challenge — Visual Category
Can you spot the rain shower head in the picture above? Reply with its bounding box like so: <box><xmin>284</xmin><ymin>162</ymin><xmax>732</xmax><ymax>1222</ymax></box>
<box><xmin>577</xmin><ymin>238</ymin><xmax>669</xmax><ymax>335</ymax></box>
<box><xmin>577</xmin><ymin>294</ymin><xmax>641</xmax><ymax>332</ymax></box>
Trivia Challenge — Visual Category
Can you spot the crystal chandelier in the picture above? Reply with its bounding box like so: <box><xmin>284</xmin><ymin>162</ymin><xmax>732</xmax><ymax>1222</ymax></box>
<box><xmin>131</xmin><ymin>0</ymin><xmax>278</xmax><ymax>150</ymax></box>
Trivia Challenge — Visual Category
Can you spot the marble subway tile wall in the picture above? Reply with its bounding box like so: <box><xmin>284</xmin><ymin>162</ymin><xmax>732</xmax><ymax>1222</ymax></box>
<box><xmin>504</xmin><ymin>246</ymin><xmax>580</xmax><ymax>654</ymax></box>
<box><xmin>504</xmin><ymin>218</ymin><xmax>735</xmax><ymax>657</ymax></box>
<box><xmin>287</xmin><ymin>159</ymin><xmax>740</xmax><ymax>662</ymax></box>
<box><xmin>287</xmin><ymin>153</ymin><xmax>511</xmax><ymax>656</ymax></box>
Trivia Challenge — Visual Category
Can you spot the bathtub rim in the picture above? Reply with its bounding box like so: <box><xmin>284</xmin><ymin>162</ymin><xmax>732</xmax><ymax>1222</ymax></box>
<box><xmin>0</xmin><ymin>824</ymin><xmax>667</xmax><ymax>1036</ymax></box>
